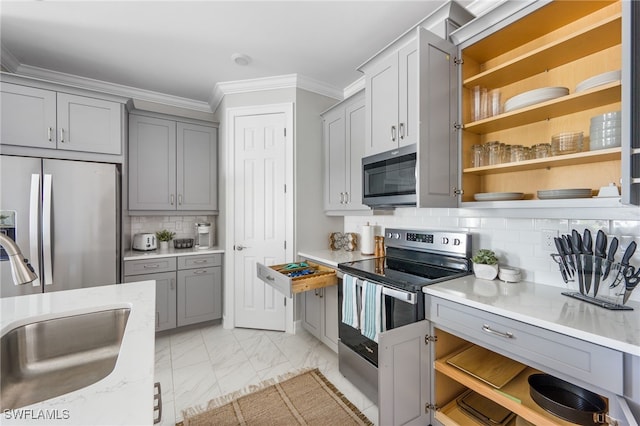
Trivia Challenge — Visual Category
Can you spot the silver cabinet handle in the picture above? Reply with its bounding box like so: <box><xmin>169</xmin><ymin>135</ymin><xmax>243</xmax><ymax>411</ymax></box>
<box><xmin>340</xmin><ymin>192</ymin><xmax>345</xmax><ymax>204</ymax></box>
<box><xmin>319</xmin><ymin>288</ymin><xmax>324</xmax><ymax>298</ymax></box>
<box><xmin>43</xmin><ymin>174</ymin><xmax>53</xmax><ymax>286</ymax></box>
<box><xmin>170</xmin><ymin>194</ymin><xmax>174</xmax><ymax>205</ymax></box>
<box><xmin>178</xmin><ymin>194</ymin><xmax>182</xmax><ymax>205</ymax></box>
<box><xmin>193</xmin><ymin>260</ymin><xmax>208</xmax><ymax>264</ymax></box>
<box><xmin>59</xmin><ymin>128</ymin><xmax>65</xmax><ymax>143</ymax></box>
<box><xmin>48</xmin><ymin>127</ymin><xmax>53</xmax><ymax>142</ymax></box>
<box><xmin>266</xmin><ymin>275</ymin><xmax>275</xmax><ymax>281</ymax></box>
<box><xmin>170</xmin><ymin>278</ymin><xmax>175</xmax><ymax>290</ymax></box>
<box><xmin>399</xmin><ymin>123</ymin><xmax>405</xmax><ymax>140</ymax></box>
<box><xmin>345</xmin><ymin>192</ymin><xmax>350</xmax><ymax>204</ymax></box>
<box><xmin>391</xmin><ymin>125</ymin><xmax>396</xmax><ymax>142</ymax></box>
<box><xmin>193</xmin><ymin>270</ymin><xmax>208</xmax><ymax>275</ymax></box>
<box><xmin>143</xmin><ymin>264</ymin><xmax>160</xmax><ymax>269</ymax></box>
<box><xmin>29</xmin><ymin>174</ymin><xmax>41</xmax><ymax>287</ymax></box>
<box><xmin>482</xmin><ymin>324</ymin><xmax>513</xmax><ymax>339</ymax></box>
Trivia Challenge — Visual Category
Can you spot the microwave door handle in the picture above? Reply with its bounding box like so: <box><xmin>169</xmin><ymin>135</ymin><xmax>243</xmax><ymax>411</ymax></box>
<box><xmin>382</xmin><ymin>286</ymin><xmax>417</xmax><ymax>304</ymax></box>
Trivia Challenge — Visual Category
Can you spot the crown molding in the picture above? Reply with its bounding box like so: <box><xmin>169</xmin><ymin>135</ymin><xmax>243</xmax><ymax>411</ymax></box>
<box><xmin>343</xmin><ymin>76</ymin><xmax>365</xmax><ymax>99</ymax></box>
<box><xmin>1</xmin><ymin>45</ymin><xmax>20</xmax><ymax>73</ymax></box>
<box><xmin>14</xmin><ymin>64</ymin><xmax>213</xmax><ymax>113</ymax></box>
<box><xmin>466</xmin><ymin>0</ymin><xmax>506</xmax><ymax>17</ymax></box>
<box><xmin>210</xmin><ymin>73</ymin><xmax>342</xmax><ymax>112</ymax></box>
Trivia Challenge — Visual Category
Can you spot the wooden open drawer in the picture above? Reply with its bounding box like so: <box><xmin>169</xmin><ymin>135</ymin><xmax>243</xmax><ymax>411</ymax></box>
<box><xmin>256</xmin><ymin>261</ymin><xmax>338</xmax><ymax>298</ymax></box>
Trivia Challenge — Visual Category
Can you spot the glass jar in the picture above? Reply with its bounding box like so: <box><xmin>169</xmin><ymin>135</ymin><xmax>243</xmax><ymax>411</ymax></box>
<box><xmin>533</xmin><ymin>143</ymin><xmax>552</xmax><ymax>159</ymax></box>
<box><xmin>510</xmin><ymin>145</ymin><xmax>524</xmax><ymax>162</ymax></box>
<box><xmin>501</xmin><ymin>144</ymin><xmax>511</xmax><ymax>163</ymax></box>
<box><xmin>486</xmin><ymin>141</ymin><xmax>501</xmax><ymax>165</ymax></box>
<box><xmin>471</xmin><ymin>144</ymin><xmax>484</xmax><ymax>167</ymax></box>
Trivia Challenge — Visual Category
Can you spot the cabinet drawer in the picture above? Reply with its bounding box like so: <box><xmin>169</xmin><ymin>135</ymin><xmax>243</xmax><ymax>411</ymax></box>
<box><xmin>256</xmin><ymin>261</ymin><xmax>337</xmax><ymax>299</ymax></box>
<box><xmin>430</xmin><ymin>297</ymin><xmax>623</xmax><ymax>395</ymax></box>
<box><xmin>124</xmin><ymin>257</ymin><xmax>177</xmax><ymax>276</ymax></box>
<box><xmin>178</xmin><ymin>254</ymin><xmax>222</xmax><ymax>270</ymax></box>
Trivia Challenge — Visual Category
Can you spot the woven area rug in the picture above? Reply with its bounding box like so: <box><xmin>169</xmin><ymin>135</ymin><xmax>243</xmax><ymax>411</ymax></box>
<box><xmin>179</xmin><ymin>368</ymin><xmax>373</xmax><ymax>426</ymax></box>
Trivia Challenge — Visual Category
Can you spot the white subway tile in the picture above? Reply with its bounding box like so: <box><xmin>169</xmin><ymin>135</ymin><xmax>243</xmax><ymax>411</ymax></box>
<box><xmin>505</xmin><ymin>218</ymin><xmax>534</xmax><ymax>230</ymax></box>
<box><xmin>534</xmin><ymin>219</ymin><xmax>569</xmax><ymax>231</ymax></box>
<box><xmin>480</xmin><ymin>217</ymin><xmax>506</xmax><ymax>229</ymax></box>
<box><xmin>611</xmin><ymin>220</ymin><xmax>640</xmax><ymax>236</ymax></box>
<box><xmin>459</xmin><ymin>217</ymin><xmax>481</xmax><ymax>228</ymax></box>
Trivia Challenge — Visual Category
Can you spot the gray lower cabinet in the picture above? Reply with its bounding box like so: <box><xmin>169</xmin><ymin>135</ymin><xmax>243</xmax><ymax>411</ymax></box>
<box><xmin>302</xmin><ymin>285</ymin><xmax>338</xmax><ymax>353</ymax></box>
<box><xmin>128</xmin><ymin>113</ymin><xmax>217</xmax><ymax>212</ymax></box>
<box><xmin>0</xmin><ymin>82</ymin><xmax>122</xmax><ymax>155</ymax></box>
<box><xmin>378</xmin><ymin>296</ymin><xmax>637</xmax><ymax>425</ymax></box>
<box><xmin>124</xmin><ymin>254</ymin><xmax>222</xmax><ymax>332</ymax></box>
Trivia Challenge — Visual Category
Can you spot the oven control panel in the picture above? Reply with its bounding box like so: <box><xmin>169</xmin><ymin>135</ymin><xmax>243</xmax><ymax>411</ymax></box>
<box><xmin>385</xmin><ymin>228</ymin><xmax>471</xmax><ymax>257</ymax></box>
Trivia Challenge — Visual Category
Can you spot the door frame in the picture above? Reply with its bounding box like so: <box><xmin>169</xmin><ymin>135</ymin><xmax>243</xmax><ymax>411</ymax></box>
<box><xmin>224</xmin><ymin>103</ymin><xmax>295</xmax><ymax>333</ymax></box>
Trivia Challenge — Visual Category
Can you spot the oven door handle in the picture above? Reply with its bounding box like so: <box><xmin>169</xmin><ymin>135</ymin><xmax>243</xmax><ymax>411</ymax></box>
<box><xmin>382</xmin><ymin>287</ymin><xmax>417</xmax><ymax>304</ymax></box>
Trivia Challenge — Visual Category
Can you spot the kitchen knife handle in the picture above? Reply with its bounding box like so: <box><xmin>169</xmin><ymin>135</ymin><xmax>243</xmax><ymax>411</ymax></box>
<box><xmin>607</xmin><ymin>237</ymin><xmax>619</xmax><ymax>262</ymax></box>
<box><xmin>595</xmin><ymin>230</ymin><xmax>607</xmax><ymax>257</ymax></box>
<box><xmin>571</xmin><ymin>230</ymin><xmax>583</xmax><ymax>254</ymax></box>
<box><xmin>583</xmin><ymin>229</ymin><xmax>592</xmax><ymax>254</ymax></box>
<box><xmin>621</xmin><ymin>241</ymin><xmax>637</xmax><ymax>266</ymax></box>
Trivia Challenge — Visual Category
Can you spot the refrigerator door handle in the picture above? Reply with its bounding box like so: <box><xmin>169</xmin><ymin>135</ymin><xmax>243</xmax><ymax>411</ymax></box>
<box><xmin>29</xmin><ymin>174</ymin><xmax>41</xmax><ymax>287</ymax></box>
<box><xmin>43</xmin><ymin>174</ymin><xmax>53</xmax><ymax>286</ymax></box>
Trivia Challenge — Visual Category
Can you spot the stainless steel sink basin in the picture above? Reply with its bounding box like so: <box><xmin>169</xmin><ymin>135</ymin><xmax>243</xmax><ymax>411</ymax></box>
<box><xmin>1</xmin><ymin>308</ymin><xmax>131</xmax><ymax>410</ymax></box>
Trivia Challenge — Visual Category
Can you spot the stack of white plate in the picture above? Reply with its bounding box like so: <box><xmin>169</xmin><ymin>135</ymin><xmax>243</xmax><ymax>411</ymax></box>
<box><xmin>504</xmin><ymin>87</ymin><xmax>569</xmax><ymax>113</ymax></box>
<box><xmin>575</xmin><ymin>70</ymin><xmax>621</xmax><ymax>93</ymax></box>
<box><xmin>590</xmin><ymin>111</ymin><xmax>621</xmax><ymax>150</ymax></box>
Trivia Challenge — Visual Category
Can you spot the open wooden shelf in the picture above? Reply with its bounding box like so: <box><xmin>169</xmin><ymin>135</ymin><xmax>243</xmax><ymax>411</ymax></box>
<box><xmin>463</xmin><ymin>82</ymin><xmax>621</xmax><ymax>134</ymax></box>
<box><xmin>463</xmin><ymin>147</ymin><xmax>621</xmax><ymax>175</ymax></box>
<box><xmin>463</xmin><ymin>14</ymin><xmax>621</xmax><ymax>89</ymax></box>
<box><xmin>435</xmin><ymin>350</ymin><xmax>579</xmax><ymax>426</ymax></box>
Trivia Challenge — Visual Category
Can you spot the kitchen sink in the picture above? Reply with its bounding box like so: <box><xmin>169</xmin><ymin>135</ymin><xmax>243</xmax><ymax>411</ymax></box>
<box><xmin>1</xmin><ymin>308</ymin><xmax>131</xmax><ymax>410</ymax></box>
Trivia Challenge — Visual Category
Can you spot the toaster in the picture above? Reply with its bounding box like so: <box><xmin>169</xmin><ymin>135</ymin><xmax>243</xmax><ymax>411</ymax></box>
<box><xmin>133</xmin><ymin>233</ymin><xmax>157</xmax><ymax>251</ymax></box>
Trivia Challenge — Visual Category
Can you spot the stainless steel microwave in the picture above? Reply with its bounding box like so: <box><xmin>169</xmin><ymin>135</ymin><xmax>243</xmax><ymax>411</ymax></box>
<box><xmin>362</xmin><ymin>144</ymin><xmax>417</xmax><ymax>208</ymax></box>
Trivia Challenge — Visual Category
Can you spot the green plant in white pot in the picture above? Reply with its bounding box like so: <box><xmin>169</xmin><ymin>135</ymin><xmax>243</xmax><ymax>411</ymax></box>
<box><xmin>471</xmin><ymin>249</ymin><xmax>499</xmax><ymax>280</ymax></box>
<box><xmin>156</xmin><ymin>230</ymin><xmax>175</xmax><ymax>250</ymax></box>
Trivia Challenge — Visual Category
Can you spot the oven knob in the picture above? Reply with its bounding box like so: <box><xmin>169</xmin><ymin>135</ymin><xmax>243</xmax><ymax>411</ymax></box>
<box><xmin>442</xmin><ymin>237</ymin><xmax>449</xmax><ymax>244</ymax></box>
<box><xmin>386</xmin><ymin>232</ymin><xmax>392</xmax><ymax>239</ymax></box>
<box><xmin>393</xmin><ymin>233</ymin><xmax>401</xmax><ymax>239</ymax></box>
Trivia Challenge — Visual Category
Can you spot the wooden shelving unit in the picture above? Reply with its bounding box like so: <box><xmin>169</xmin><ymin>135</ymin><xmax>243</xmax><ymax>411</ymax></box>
<box><xmin>459</xmin><ymin>0</ymin><xmax>623</xmax><ymax>206</ymax></box>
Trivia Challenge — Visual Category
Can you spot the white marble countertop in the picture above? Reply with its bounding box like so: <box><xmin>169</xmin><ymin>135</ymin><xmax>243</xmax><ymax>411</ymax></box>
<box><xmin>123</xmin><ymin>246</ymin><xmax>224</xmax><ymax>260</ymax></box>
<box><xmin>297</xmin><ymin>249</ymin><xmax>377</xmax><ymax>268</ymax></box>
<box><xmin>424</xmin><ymin>276</ymin><xmax>640</xmax><ymax>356</ymax></box>
<box><xmin>1</xmin><ymin>281</ymin><xmax>156</xmax><ymax>425</ymax></box>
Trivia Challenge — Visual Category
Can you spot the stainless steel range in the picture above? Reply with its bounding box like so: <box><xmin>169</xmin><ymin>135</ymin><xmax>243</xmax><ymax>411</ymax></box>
<box><xmin>337</xmin><ymin>228</ymin><xmax>471</xmax><ymax>403</ymax></box>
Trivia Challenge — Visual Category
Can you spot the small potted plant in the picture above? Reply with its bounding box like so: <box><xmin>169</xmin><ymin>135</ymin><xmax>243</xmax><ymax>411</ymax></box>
<box><xmin>156</xmin><ymin>230</ymin><xmax>176</xmax><ymax>250</ymax></box>
<box><xmin>471</xmin><ymin>249</ymin><xmax>499</xmax><ymax>280</ymax></box>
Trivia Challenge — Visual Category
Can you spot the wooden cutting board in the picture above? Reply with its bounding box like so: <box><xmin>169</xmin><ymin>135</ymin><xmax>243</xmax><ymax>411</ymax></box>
<box><xmin>447</xmin><ymin>345</ymin><xmax>526</xmax><ymax>389</ymax></box>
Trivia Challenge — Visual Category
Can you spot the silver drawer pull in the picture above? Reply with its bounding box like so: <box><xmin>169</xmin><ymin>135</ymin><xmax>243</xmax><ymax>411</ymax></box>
<box><xmin>193</xmin><ymin>260</ymin><xmax>207</xmax><ymax>264</ymax></box>
<box><xmin>482</xmin><ymin>324</ymin><xmax>513</xmax><ymax>339</ymax></box>
<box><xmin>266</xmin><ymin>275</ymin><xmax>275</xmax><ymax>281</ymax></box>
<box><xmin>193</xmin><ymin>270</ymin><xmax>207</xmax><ymax>275</ymax></box>
<box><xmin>144</xmin><ymin>264</ymin><xmax>160</xmax><ymax>269</ymax></box>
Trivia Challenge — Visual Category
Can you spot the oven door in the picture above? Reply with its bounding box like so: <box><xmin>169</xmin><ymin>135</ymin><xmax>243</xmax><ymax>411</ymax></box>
<box><xmin>338</xmin><ymin>279</ymin><xmax>422</xmax><ymax>367</ymax></box>
<box><xmin>362</xmin><ymin>144</ymin><xmax>417</xmax><ymax>207</ymax></box>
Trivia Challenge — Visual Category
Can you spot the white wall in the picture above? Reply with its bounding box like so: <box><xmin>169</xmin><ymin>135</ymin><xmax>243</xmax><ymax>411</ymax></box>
<box><xmin>344</xmin><ymin>208</ymin><xmax>640</xmax><ymax>302</ymax></box>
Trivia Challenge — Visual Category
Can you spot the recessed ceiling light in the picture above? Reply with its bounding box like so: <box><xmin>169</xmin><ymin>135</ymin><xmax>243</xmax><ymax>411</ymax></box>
<box><xmin>231</xmin><ymin>53</ymin><xmax>251</xmax><ymax>66</ymax></box>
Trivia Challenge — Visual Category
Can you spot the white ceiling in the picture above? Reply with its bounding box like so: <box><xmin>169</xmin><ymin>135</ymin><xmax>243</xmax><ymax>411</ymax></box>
<box><xmin>1</xmin><ymin>1</ymin><xmax>480</xmax><ymax>108</ymax></box>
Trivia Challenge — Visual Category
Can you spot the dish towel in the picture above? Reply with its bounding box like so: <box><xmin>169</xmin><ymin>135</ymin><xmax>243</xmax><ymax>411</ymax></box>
<box><xmin>360</xmin><ymin>280</ymin><xmax>384</xmax><ymax>343</ymax></box>
<box><xmin>341</xmin><ymin>274</ymin><xmax>359</xmax><ymax>329</ymax></box>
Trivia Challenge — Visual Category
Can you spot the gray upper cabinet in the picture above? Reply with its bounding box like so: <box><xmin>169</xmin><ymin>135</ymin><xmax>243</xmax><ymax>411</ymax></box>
<box><xmin>1</xmin><ymin>82</ymin><xmax>122</xmax><ymax>155</ymax></box>
<box><xmin>359</xmin><ymin>27</ymin><xmax>458</xmax><ymax>208</ymax></box>
<box><xmin>323</xmin><ymin>91</ymin><xmax>369</xmax><ymax>213</ymax></box>
<box><xmin>129</xmin><ymin>113</ymin><xmax>218</xmax><ymax>212</ymax></box>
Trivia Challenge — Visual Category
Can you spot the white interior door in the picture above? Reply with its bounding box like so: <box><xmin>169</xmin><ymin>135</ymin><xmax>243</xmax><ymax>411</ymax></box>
<box><xmin>233</xmin><ymin>112</ymin><xmax>287</xmax><ymax>331</ymax></box>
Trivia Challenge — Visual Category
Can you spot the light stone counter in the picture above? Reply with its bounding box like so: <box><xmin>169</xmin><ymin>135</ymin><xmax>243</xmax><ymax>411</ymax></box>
<box><xmin>1</xmin><ymin>281</ymin><xmax>156</xmax><ymax>425</ymax></box>
<box><xmin>123</xmin><ymin>246</ymin><xmax>224</xmax><ymax>260</ymax></box>
<box><xmin>424</xmin><ymin>276</ymin><xmax>640</xmax><ymax>356</ymax></box>
<box><xmin>297</xmin><ymin>249</ymin><xmax>377</xmax><ymax>268</ymax></box>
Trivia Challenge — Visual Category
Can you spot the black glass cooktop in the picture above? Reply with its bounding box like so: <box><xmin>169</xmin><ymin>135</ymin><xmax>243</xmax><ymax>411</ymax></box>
<box><xmin>338</xmin><ymin>255</ymin><xmax>469</xmax><ymax>293</ymax></box>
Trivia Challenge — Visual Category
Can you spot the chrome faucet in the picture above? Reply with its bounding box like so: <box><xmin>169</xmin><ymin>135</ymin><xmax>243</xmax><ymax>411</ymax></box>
<box><xmin>0</xmin><ymin>233</ymin><xmax>38</xmax><ymax>285</ymax></box>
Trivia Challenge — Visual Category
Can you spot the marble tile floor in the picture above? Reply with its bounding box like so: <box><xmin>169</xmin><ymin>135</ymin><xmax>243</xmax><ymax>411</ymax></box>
<box><xmin>154</xmin><ymin>322</ymin><xmax>379</xmax><ymax>425</ymax></box>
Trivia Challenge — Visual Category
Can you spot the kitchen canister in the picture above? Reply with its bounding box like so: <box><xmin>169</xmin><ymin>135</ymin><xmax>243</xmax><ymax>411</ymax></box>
<box><xmin>361</xmin><ymin>222</ymin><xmax>375</xmax><ymax>255</ymax></box>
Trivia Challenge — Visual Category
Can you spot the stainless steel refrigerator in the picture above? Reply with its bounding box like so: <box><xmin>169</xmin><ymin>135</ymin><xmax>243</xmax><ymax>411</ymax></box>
<box><xmin>0</xmin><ymin>155</ymin><xmax>120</xmax><ymax>297</ymax></box>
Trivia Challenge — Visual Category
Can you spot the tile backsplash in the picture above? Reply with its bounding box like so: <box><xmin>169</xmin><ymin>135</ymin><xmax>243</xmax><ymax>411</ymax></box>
<box><xmin>344</xmin><ymin>210</ymin><xmax>640</xmax><ymax>302</ymax></box>
<box><xmin>130</xmin><ymin>215</ymin><xmax>216</xmax><ymax>243</ymax></box>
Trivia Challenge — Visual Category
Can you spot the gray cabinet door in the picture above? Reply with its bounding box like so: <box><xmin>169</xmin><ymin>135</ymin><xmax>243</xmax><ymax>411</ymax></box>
<box><xmin>0</xmin><ymin>83</ymin><xmax>56</xmax><ymax>149</ymax></box>
<box><xmin>321</xmin><ymin>284</ymin><xmax>339</xmax><ymax>351</ymax></box>
<box><xmin>302</xmin><ymin>289</ymin><xmax>322</xmax><ymax>338</ymax></box>
<box><xmin>129</xmin><ymin>115</ymin><xmax>176</xmax><ymax>210</ymax></box>
<box><xmin>416</xmin><ymin>28</ymin><xmax>458</xmax><ymax>208</ymax></box>
<box><xmin>124</xmin><ymin>271</ymin><xmax>177</xmax><ymax>332</ymax></box>
<box><xmin>378</xmin><ymin>320</ymin><xmax>430</xmax><ymax>426</ymax></box>
<box><xmin>176</xmin><ymin>122</ymin><xmax>217</xmax><ymax>211</ymax></box>
<box><xmin>365</xmin><ymin>52</ymin><xmax>399</xmax><ymax>156</ymax></box>
<box><xmin>345</xmin><ymin>96</ymin><xmax>367</xmax><ymax>210</ymax></box>
<box><xmin>398</xmin><ymin>41</ymin><xmax>419</xmax><ymax>148</ymax></box>
<box><xmin>177</xmin><ymin>266</ymin><xmax>222</xmax><ymax>327</ymax></box>
<box><xmin>57</xmin><ymin>93</ymin><xmax>121</xmax><ymax>155</ymax></box>
<box><xmin>323</xmin><ymin>107</ymin><xmax>346</xmax><ymax>210</ymax></box>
